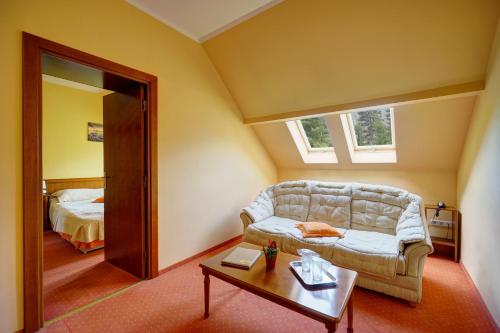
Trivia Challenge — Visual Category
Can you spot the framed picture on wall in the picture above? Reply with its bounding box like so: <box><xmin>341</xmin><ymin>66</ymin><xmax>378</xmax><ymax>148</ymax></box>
<box><xmin>88</xmin><ymin>122</ymin><xmax>103</xmax><ymax>142</ymax></box>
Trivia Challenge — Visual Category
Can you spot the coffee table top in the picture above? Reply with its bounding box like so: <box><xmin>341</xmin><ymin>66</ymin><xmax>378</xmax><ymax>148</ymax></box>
<box><xmin>200</xmin><ymin>242</ymin><xmax>357</xmax><ymax>323</ymax></box>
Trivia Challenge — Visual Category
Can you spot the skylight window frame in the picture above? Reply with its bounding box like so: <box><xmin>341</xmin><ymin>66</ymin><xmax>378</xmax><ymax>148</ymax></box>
<box><xmin>296</xmin><ymin>119</ymin><xmax>334</xmax><ymax>152</ymax></box>
<box><xmin>346</xmin><ymin>108</ymin><xmax>396</xmax><ymax>152</ymax></box>
<box><xmin>286</xmin><ymin>119</ymin><xmax>338</xmax><ymax>164</ymax></box>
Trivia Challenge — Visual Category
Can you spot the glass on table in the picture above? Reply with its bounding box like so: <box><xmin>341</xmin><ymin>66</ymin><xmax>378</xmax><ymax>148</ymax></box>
<box><xmin>297</xmin><ymin>249</ymin><xmax>319</xmax><ymax>273</ymax></box>
<box><xmin>302</xmin><ymin>252</ymin><xmax>313</xmax><ymax>272</ymax></box>
<box><xmin>312</xmin><ymin>257</ymin><xmax>325</xmax><ymax>281</ymax></box>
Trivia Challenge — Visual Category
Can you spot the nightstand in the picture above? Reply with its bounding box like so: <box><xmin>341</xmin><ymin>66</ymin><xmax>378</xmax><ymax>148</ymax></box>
<box><xmin>424</xmin><ymin>204</ymin><xmax>460</xmax><ymax>262</ymax></box>
<box><xmin>43</xmin><ymin>194</ymin><xmax>51</xmax><ymax>231</ymax></box>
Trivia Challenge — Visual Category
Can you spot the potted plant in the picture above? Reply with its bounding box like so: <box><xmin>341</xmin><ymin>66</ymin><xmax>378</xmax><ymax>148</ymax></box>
<box><xmin>263</xmin><ymin>240</ymin><xmax>279</xmax><ymax>270</ymax></box>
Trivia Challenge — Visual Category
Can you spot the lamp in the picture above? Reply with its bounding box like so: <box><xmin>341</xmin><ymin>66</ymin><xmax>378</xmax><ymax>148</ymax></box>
<box><xmin>434</xmin><ymin>201</ymin><xmax>446</xmax><ymax>218</ymax></box>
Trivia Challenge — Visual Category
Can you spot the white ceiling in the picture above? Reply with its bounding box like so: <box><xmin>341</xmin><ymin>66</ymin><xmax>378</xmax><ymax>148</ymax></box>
<box><xmin>126</xmin><ymin>0</ymin><xmax>282</xmax><ymax>42</ymax></box>
<box><xmin>42</xmin><ymin>75</ymin><xmax>112</xmax><ymax>94</ymax></box>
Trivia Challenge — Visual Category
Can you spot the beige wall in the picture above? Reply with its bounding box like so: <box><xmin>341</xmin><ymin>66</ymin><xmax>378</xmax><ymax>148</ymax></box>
<box><xmin>457</xmin><ymin>22</ymin><xmax>500</xmax><ymax>327</ymax></box>
<box><xmin>42</xmin><ymin>81</ymin><xmax>104</xmax><ymax>179</ymax></box>
<box><xmin>279</xmin><ymin>169</ymin><xmax>457</xmax><ymax>207</ymax></box>
<box><xmin>0</xmin><ymin>1</ymin><xmax>276</xmax><ymax>331</ymax></box>
<box><xmin>204</xmin><ymin>0</ymin><xmax>500</xmax><ymax>119</ymax></box>
<box><xmin>253</xmin><ymin>97</ymin><xmax>475</xmax><ymax>171</ymax></box>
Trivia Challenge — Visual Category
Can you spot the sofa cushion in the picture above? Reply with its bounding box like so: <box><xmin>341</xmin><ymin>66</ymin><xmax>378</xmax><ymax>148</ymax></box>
<box><xmin>351</xmin><ymin>183</ymin><xmax>410</xmax><ymax>235</ymax></box>
<box><xmin>296</xmin><ymin>222</ymin><xmax>344</xmax><ymax>238</ymax></box>
<box><xmin>332</xmin><ymin>229</ymin><xmax>399</xmax><ymax>278</ymax></box>
<box><xmin>273</xmin><ymin>181</ymin><xmax>311</xmax><ymax>222</ymax></box>
<box><xmin>243</xmin><ymin>216</ymin><xmax>298</xmax><ymax>248</ymax></box>
<box><xmin>307</xmin><ymin>182</ymin><xmax>351</xmax><ymax>228</ymax></box>
<box><xmin>283</xmin><ymin>227</ymin><xmax>346</xmax><ymax>260</ymax></box>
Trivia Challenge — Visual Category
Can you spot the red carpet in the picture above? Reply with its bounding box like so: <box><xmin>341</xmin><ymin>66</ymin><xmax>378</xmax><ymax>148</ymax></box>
<box><xmin>43</xmin><ymin>232</ymin><xmax>140</xmax><ymax>321</ymax></box>
<box><xmin>42</xmin><ymin>239</ymin><xmax>497</xmax><ymax>332</ymax></box>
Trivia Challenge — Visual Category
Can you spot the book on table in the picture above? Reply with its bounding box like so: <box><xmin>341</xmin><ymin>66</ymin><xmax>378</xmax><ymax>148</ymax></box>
<box><xmin>221</xmin><ymin>247</ymin><xmax>262</xmax><ymax>270</ymax></box>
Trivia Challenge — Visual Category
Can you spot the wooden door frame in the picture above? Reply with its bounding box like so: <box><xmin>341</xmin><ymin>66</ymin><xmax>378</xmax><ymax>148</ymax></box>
<box><xmin>22</xmin><ymin>32</ymin><xmax>158</xmax><ymax>333</ymax></box>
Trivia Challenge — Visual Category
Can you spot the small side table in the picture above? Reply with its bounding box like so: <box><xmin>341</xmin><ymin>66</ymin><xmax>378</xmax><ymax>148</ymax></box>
<box><xmin>424</xmin><ymin>204</ymin><xmax>460</xmax><ymax>262</ymax></box>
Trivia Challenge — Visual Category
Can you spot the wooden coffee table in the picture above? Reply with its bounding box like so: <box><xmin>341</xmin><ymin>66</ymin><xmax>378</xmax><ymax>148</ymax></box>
<box><xmin>199</xmin><ymin>242</ymin><xmax>357</xmax><ymax>332</ymax></box>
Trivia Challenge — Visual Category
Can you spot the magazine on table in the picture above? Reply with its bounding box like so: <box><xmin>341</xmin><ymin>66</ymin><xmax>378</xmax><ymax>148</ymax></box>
<box><xmin>221</xmin><ymin>247</ymin><xmax>262</xmax><ymax>270</ymax></box>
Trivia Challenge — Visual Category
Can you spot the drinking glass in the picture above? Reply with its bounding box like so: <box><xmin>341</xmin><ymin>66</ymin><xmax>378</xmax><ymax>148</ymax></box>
<box><xmin>312</xmin><ymin>257</ymin><xmax>323</xmax><ymax>281</ymax></box>
<box><xmin>302</xmin><ymin>252</ymin><xmax>313</xmax><ymax>272</ymax></box>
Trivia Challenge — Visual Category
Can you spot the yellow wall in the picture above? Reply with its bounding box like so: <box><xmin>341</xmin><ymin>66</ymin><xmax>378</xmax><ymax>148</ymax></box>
<box><xmin>457</xmin><ymin>22</ymin><xmax>500</xmax><ymax>327</ymax></box>
<box><xmin>203</xmin><ymin>0</ymin><xmax>500</xmax><ymax>119</ymax></box>
<box><xmin>0</xmin><ymin>1</ymin><xmax>277</xmax><ymax>331</ymax></box>
<box><xmin>43</xmin><ymin>81</ymin><xmax>104</xmax><ymax>179</ymax></box>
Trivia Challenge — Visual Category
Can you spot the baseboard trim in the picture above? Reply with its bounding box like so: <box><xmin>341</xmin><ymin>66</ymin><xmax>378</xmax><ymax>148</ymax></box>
<box><xmin>459</xmin><ymin>260</ymin><xmax>500</xmax><ymax>332</ymax></box>
<box><xmin>159</xmin><ymin>234</ymin><xmax>243</xmax><ymax>275</ymax></box>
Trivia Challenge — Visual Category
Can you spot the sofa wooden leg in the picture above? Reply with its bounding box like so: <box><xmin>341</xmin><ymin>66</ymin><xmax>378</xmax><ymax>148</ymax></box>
<box><xmin>408</xmin><ymin>301</ymin><xmax>417</xmax><ymax>308</ymax></box>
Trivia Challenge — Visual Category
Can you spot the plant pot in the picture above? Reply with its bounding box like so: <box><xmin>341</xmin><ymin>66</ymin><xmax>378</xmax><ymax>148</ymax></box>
<box><xmin>265</xmin><ymin>255</ymin><xmax>277</xmax><ymax>270</ymax></box>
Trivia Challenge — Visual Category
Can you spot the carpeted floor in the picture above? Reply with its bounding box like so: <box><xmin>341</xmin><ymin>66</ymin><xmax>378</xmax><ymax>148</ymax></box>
<box><xmin>42</xmin><ymin>238</ymin><xmax>496</xmax><ymax>332</ymax></box>
<box><xmin>43</xmin><ymin>231</ymin><xmax>140</xmax><ymax>321</ymax></box>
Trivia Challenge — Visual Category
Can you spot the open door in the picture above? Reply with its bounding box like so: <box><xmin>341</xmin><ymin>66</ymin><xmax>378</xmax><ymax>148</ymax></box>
<box><xmin>103</xmin><ymin>84</ymin><xmax>146</xmax><ymax>279</ymax></box>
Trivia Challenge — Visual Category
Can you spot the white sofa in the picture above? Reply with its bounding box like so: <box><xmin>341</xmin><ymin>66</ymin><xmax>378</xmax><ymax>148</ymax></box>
<box><xmin>240</xmin><ymin>181</ymin><xmax>433</xmax><ymax>304</ymax></box>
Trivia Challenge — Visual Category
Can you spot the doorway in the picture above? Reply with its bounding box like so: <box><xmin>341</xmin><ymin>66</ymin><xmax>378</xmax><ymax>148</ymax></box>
<box><xmin>23</xmin><ymin>33</ymin><xmax>158</xmax><ymax>333</ymax></box>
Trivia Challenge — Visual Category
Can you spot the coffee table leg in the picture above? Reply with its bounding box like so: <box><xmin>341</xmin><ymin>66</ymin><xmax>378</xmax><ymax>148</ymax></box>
<box><xmin>325</xmin><ymin>322</ymin><xmax>337</xmax><ymax>333</ymax></box>
<box><xmin>347</xmin><ymin>297</ymin><xmax>353</xmax><ymax>333</ymax></box>
<box><xmin>204</xmin><ymin>272</ymin><xmax>210</xmax><ymax>318</ymax></box>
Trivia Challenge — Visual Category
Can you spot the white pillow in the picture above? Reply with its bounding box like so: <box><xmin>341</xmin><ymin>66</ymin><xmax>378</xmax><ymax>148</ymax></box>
<box><xmin>52</xmin><ymin>188</ymin><xmax>104</xmax><ymax>202</ymax></box>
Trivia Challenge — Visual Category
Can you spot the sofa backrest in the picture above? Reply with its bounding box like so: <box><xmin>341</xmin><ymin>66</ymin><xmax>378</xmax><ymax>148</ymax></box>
<box><xmin>306</xmin><ymin>182</ymin><xmax>351</xmax><ymax>229</ymax></box>
<box><xmin>273</xmin><ymin>181</ymin><xmax>311</xmax><ymax>222</ymax></box>
<box><xmin>350</xmin><ymin>183</ymin><xmax>410</xmax><ymax>235</ymax></box>
<box><xmin>269</xmin><ymin>181</ymin><xmax>415</xmax><ymax>235</ymax></box>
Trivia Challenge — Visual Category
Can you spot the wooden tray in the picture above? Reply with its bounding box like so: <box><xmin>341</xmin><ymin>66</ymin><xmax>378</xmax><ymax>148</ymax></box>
<box><xmin>289</xmin><ymin>260</ymin><xmax>337</xmax><ymax>290</ymax></box>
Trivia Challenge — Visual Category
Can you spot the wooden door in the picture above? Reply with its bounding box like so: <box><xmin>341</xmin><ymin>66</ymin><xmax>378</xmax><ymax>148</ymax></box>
<box><xmin>103</xmin><ymin>84</ymin><xmax>146</xmax><ymax>278</ymax></box>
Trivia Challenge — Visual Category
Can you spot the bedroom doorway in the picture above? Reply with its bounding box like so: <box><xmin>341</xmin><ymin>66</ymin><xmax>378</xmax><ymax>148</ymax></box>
<box><xmin>40</xmin><ymin>73</ymin><xmax>143</xmax><ymax>322</ymax></box>
<box><xmin>23</xmin><ymin>33</ymin><xmax>158</xmax><ymax>333</ymax></box>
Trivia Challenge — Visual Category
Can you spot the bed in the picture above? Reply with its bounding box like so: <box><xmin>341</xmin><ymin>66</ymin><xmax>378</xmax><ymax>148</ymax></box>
<box><xmin>46</xmin><ymin>178</ymin><xmax>105</xmax><ymax>253</ymax></box>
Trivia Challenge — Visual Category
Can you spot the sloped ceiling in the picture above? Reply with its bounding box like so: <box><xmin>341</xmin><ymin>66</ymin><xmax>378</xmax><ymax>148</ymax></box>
<box><xmin>203</xmin><ymin>0</ymin><xmax>500</xmax><ymax>120</ymax></box>
<box><xmin>253</xmin><ymin>96</ymin><xmax>476</xmax><ymax>171</ymax></box>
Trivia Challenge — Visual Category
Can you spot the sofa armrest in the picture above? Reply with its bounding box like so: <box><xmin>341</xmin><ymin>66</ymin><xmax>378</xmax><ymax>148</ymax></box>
<box><xmin>403</xmin><ymin>235</ymin><xmax>433</xmax><ymax>277</ymax></box>
<box><xmin>396</xmin><ymin>195</ymin><xmax>429</xmax><ymax>251</ymax></box>
<box><xmin>403</xmin><ymin>214</ymin><xmax>434</xmax><ymax>277</ymax></box>
<box><xmin>240</xmin><ymin>212</ymin><xmax>254</xmax><ymax>231</ymax></box>
<box><xmin>397</xmin><ymin>194</ymin><xmax>434</xmax><ymax>277</ymax></box>
<box><xmin>241</xmin><ymin>190</ymin><xmax>274</xmax><ymax>227</ymax></box>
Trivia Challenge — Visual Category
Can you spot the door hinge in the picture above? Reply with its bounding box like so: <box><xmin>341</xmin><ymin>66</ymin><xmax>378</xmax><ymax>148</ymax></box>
<box><xmin>144</xmin><ymin>251</ymin><xmax>148</xmax><ymax>258</ymax></box>
<box><xmin>144</xmin><ymin>175</ymin><xmax>147</xmax><ymax>188</ymax></box>
<box><xmin>142</xmin><ymin>99</ymin><xmax>147</xmax><ymax>112</ymax></box>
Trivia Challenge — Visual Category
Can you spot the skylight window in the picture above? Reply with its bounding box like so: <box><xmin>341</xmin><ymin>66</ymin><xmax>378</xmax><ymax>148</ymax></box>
<box><xmin>297</xmin><ymin>118</ymin><xmax>333</xmax><ymax>151</ymax></box>
<box><xmin>286</xmin><ymin>117</ymin><xmax>337</xmax><ymax>164</ymax></box>
<box><xmin>340</xmin><ymin>108</ymin><xmax>397</xmax><ymax>163</ymax></box>
<box><xmin>348</xmin><ymin>108</ymin><xmax>395</xmax><ymax>150</ymax></box>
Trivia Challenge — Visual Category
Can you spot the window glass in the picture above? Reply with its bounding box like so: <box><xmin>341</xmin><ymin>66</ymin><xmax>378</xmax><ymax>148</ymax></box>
<box><xmin>299</xmin><ymin>118</ymin><xmax>332</xmax><ymax>149</ymax></box>
<box><xmin>350</xmin><ymin>109</ymin><xmax>393</xmax><ymax>146</ymax></box>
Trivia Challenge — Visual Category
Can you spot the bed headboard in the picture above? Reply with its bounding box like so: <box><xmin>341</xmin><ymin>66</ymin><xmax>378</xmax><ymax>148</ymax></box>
<box><xmin>45</xmin><ymin>177</ymin><xmax>105</xmax><ymax>194</ymax></box>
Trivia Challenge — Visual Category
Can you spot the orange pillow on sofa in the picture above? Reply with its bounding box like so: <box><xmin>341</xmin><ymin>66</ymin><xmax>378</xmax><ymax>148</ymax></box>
<box><xmin>92</xmin><ymin>196</ymin><xmax>104</xmax><ymax>203</ymax></box>
<box><xmin>296</xmin><ymin>222</ymin><xmax>344</xmax><ymax>238</ymax></box>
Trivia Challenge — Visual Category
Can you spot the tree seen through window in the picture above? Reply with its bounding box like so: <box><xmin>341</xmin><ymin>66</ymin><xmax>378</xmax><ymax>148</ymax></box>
<box><xmin>351</xmin><ymin>109</ymin><xmax>392</xmax><ymax>146</ymax></box>
<box><xmin>300</xmin><ymin>117</ymin><xmax>333</xmax><ymax>149</ymax></box>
